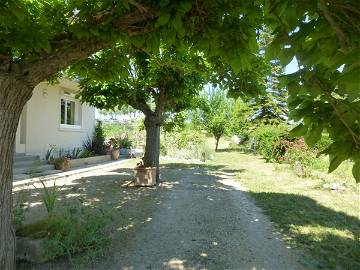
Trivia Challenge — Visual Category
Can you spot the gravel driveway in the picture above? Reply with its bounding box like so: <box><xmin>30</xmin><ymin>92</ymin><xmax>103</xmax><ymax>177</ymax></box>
<box><xmin>104</xmin><ymin>163</ymin><xmax>305</xmax><ymax>270</ymax></box>
<box><xmin>21</xmin><ymin>161</ymin><xmax>306</xmax><ymax>270</ymax></box>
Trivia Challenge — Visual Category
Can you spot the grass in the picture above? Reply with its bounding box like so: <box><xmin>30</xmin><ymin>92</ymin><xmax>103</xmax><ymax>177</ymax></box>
<box><xmin>209</xmin><ymin>150</ymin><xmax>360</xmax><ymax>270</ymax></box>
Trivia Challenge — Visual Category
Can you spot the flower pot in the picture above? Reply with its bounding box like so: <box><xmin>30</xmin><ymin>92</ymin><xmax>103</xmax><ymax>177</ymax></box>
<box><xmin>120</xmin><ymin>148</ymin><xmax>130</xmax><ymax>156</ymax></box>
<box><xmin>111</xmin><ymin>149</ymin><xmax>120</xmax><ymax>160</ymax></box>
<box><xmin>54</xmin><ymin>157</ymin><xmax>69</xmax><ymax>171</ymax></box>
<box><xmin>134</xmin><ymin>166</ymin><xmax>157</xmax><ymax>186</ymax></box>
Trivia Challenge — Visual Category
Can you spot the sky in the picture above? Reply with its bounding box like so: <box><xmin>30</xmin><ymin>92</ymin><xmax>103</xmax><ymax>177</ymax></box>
<box><xmin>285</xmin><ymin>57</ymin><xmax>299</xmax><ymax>74</ymax></box>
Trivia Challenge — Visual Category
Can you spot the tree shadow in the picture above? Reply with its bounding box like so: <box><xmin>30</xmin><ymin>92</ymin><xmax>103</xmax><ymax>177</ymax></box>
<box><xmin>246</xmin><ymin>191</ymin><xmax>360</xmax><ymax>269</ymax></box>
<box><xmin>14</xmin><ymin>163</ymin><xmax>360</xmax><ymax>270</ymax></box>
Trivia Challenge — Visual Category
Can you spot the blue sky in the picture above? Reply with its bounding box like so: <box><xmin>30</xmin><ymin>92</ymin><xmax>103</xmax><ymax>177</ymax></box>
<box><xmin>285</xmin><ymin>57</ymin><xmax>299</xmax><ymax>74</ymax></box>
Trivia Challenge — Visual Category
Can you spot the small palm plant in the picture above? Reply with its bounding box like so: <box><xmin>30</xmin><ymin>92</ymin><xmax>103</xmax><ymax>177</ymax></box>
<box><xmin>35</xmin><ymin>180</ymin><xmax>63</xmax><ymax>217</ymax></box>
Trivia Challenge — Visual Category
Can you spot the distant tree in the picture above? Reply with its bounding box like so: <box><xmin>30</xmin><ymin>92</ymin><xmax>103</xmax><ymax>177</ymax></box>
<box><xmin>249</xmin><ymin>59</ymin><xmax>288</xmax><ymax>125</ymax></box>
<box><xmin>195</xmin><ymin>87</ymin><xmax>233</xmax><ymax>151</ymax></box>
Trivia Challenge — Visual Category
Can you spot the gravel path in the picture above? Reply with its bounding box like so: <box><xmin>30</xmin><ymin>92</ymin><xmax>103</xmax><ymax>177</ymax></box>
<box><xmin>106</xmin><ymin>165</ymin><xmax>305</xmax><ymax>270</ymax></box>
<box><xmin>21</xmin><ymin>161</ymin><xmax>306</xmax><ymax>270</ymax></box>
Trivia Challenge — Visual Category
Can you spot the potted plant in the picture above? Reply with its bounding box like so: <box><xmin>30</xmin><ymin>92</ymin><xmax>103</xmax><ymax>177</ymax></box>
<box><xmin>133</xmin><ymin>160</ymin><xmax>157</xmax><ymax>186</ymax></box>
<box><xmin>119</xmin><ymin>137</ymin><xmax>132</xmax><ymax>156</ymax></box>
<box><xmin>53</xmin><ymin>157</ymin><xmax>70</xmax><ymax>171</ymax></box>
<box><xmin>110</xmin><ymin>139</ymin><xmax>120</xmax><ymax>160</ymax></box>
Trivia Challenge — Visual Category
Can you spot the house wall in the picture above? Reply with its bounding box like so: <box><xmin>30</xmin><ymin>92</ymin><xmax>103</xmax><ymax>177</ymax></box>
<box><xmin>19</xmin><ymin>80</ymin><xmax>95</xmax><ymax>158</ymax></box>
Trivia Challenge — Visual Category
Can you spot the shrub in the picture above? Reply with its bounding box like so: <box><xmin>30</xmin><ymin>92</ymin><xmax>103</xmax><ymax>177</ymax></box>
<box><xmin>162</xmin><ymin>129</ymin><xmax>207</xmax><ymax>159</ymax></box>
<box><xmin>45</xmin><ymin>206</ymin><xmax>112</xmax><ymax>262</ymax></box>
<box><xmin>282</xmin><ymin>137</ymin><xmax>316</xmax><ymax>177</ymax></box>
<box><xmin>82</xmin><ymin>121</ymin><xmax>107</xmax><ymax>156</ymax></box>
<box><xmin>92</xmin><ymin>121</ymin><xmax>107</xmax><ymax>155</ymax></box>
<box><xmin>251</xmin><ymin>125</ymin><xmax>288</xmax><ymax>161</ymax></box>
<box><xmin>13</xmin><ymin>190</ymin><xmax>29</xmax><ymax>228</ymax></box>
<box><xmin>119</xmin><ymin>137</ymin><xmax>132</xmax><ymax>148</ymax></box>
<box><xmin>16</xmin><ymin>204</ymin><xmax>112</xmax><ymax>263</ymax></box>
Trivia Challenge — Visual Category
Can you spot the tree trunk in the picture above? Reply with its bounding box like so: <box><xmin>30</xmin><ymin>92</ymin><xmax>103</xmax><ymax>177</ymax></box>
<box><xmin>215</xmin><ymin>137</ymin><xmax>220</xmax><ymax>151</ymax></box>
<box><xmin>0</xmin><ymin>75</ymin><xmax>33</xmax><ymax>269</ymax></box>
<box><xmin>143</xmin><ymin>114</ymin><xmax>161</xmax><ymax>182</ymax></box>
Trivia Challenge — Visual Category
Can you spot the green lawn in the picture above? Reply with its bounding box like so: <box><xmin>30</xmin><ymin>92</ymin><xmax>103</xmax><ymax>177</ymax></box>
<box><xmin>209</xmin><ymin>150</ymin><xmax>360</xmax><ymax>269</ymax></box>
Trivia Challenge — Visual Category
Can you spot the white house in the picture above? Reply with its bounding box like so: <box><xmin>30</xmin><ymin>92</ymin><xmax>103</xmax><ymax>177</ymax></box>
<box><xmin>15</xmin><ymin>79</ymin><xmax>95</xmax><ymax>158</ymax></box>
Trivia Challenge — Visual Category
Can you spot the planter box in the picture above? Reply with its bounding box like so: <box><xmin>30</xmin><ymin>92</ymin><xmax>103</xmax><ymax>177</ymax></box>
<box><xmin>68</xmin><ymin>155</ymin><xmax>111</xmax><ymax>167</ymax></box>
<box><xmin>134</xmin><ymin>167</ymin><xmax>157</xmax><ymax>186</ymax></box>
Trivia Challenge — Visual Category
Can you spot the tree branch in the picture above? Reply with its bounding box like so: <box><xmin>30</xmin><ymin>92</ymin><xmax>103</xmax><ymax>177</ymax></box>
<box><xmin>320</xmin><ymin>0</ymin><xmax>349</xmax><ymax>52</ymax></box>
<box><xmin>128</xmin><ymin>95</ymin><xmax>153</xmax><ymax>116</ymax></box>
<box><xmin>23</xmin><ymin>7</ymin><xmax>159</xmax><ymax>86</ymax></box>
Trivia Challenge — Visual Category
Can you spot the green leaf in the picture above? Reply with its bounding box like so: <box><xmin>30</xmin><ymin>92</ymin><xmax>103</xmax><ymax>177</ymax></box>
<box><xmin>304</xmin><ymin>123</ymin><xmax>323</xmax><ymax>147</ymax></box>
<box><xmin>155</xmin><ymin>13</ymin><xmax>170</xmax><ymax>27</ymax></box>
<box><xmin>289</xmin><ymin>124</ymin><xmax>308</xmax><ymax>137</ymax></box>
<box><xmin>352</xmin><ymin>160</ymin><xmax>360</xmax><ymax>182</ymax></box>
<box><xmin>328</xmin><ymin>153</ymin><xmax>347</xmax><ymax>173</ymax></box>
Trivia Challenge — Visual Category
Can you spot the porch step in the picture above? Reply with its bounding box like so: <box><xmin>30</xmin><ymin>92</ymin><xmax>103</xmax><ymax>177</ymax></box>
<box><xmin>14</xmin><ymin>164</ymin><xmax>55</xmax><ymax>175</ymax></box>
<box><xmin>13</xmin><ymin>155</ymin><xmax>40</xmax><ymax>163</ymax></box>
<box><xmin>13</xmin><ymin>170</ymin><xmax>63</xmax><ymax>181</ymax></box>
<box><xmin>13</xmin><ymin>159</ymin><xmax>48</xmax><ymax>169</ymax></box>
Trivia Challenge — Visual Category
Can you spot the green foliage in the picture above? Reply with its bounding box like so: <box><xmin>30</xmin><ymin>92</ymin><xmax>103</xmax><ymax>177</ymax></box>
<box><xmin>0</xmin><ymin>0</ymin><xmax>359</xmax><ymax>176</ymax></box>
<box><xmin>162</xmin><ymin>128</ymin><xmax>207</xmax><ymax>159</ymax></box>
<box><xmin>93</xmin><ymin>121</ymin><xmax>107</xmax><ymax>155</ymax></box>
<box><xmin>36</xmin><ymin>180</ymin><xmax>62</xmax><ymax>217</ymax></box>
<box><xmin>45</xmin><ymin>205</ymin><xmax>111</xmax><ymax>262</ymax></box>
<box><xmin>12</xmin><ymin>190</ymin><xmax>29</xmax><ymax>228</ymax></box>
<box><xmin>82</xmin><ymin>121</ymin><xmax>107</xmax><ymax>156</ymax></box>
<box><xmin>16</xmin><ymin>204</ymin><xmax>112</xmax><ymax>263</ymax></box>
<box><xmin>194</xmin><ymin>87</ymin><xmax>233</xmax><ymax>149</ymax></box>
<box><xmin>119</xmin><ymin>137</ymin><xmax>132</xmax><ymax>149</ymax></box>
<box><xmin>283</xmin><ymin>138</ymin><xmax>316</xmax><ymax>177</ymax></box>
<box><xmin>251</xmin><ymin>125</ymin><xmax>288</xmax><ymax>161</ymax></box>
<box><xmin>264</xmin><ymin>0</ymin><xmax>360</xmax><ymax>181</ymax></box>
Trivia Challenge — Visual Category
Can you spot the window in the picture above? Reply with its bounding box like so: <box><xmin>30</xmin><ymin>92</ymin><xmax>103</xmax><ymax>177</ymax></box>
<box><xmin>61</xmin><ymin>99</ymin><xmax>75</xmax><ymax>125</ymax></box>
<box><xmin>60</xmin><ymin>89</ymin><xmax>82</xmax><ymax>130</ymax></box>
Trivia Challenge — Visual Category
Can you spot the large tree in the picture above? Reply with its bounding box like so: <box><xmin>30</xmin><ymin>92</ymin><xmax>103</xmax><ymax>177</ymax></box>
<box><xmin>1</xmin><ymin>1</ymin><xmax>359</xmax><ymax>268</ymax></box>
<box><xmin>0</xmin><ymin>1</ymin><xmax>262</xmax><ymax>267</ymax></box>
<box><xmin>72</xmin><ymin>45</ymin><xmax>206</xmax><ymax>181</ymax></box>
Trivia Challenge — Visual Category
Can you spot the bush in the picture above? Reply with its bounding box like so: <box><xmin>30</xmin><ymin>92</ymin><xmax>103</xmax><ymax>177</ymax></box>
<box><xmin>282</xmin><ymin>137</ymin><xmax>316</xmax><ymax>177</ymax></box>
<box><xmin>162</xmin><ymin>128</ymin><xmax>207</xmax><ymax>159</ymax></box>
<box><xmin>83</xmin><ymin>121</ymin><xmax>107</xmax><ymax>156</ymax></box>
<box><xmin>16</xmin><ymin>204</ymin><xmax>112</xmax><ymax>263</ymax></box>
<box><xmin>13</xmin><ymin>190</ymin><xmax>29</xmax><ymax>228</ymax></box>
<box><xmin>119</xmin><ymin>137</ymin><xmax>132</xmax><ymax>148</ymax></box>
<box><xmin>251</xmin><ymin>125</ymin><xmax>288</xmax><ymax>161</ymax></box>
<box><xmin>45</xmin><ymin>205</ymin><xmax>111</xmax><ymax>261</ymax></box>
<box><xmin>92</xmin><ymin>121</ymin><xmax>107</xmax><ymax>155</ymax></box>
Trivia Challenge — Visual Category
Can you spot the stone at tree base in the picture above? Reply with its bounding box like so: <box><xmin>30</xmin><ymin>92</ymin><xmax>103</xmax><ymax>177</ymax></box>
<box><xmin>134</xmin><ymin>167</ymin><xmax>156</xmax><ymax>186</ymax></box>
<box><xmin>16</xmin><ymin>237</ymin><xmax>49</xmax><ymax>263</ymax></box>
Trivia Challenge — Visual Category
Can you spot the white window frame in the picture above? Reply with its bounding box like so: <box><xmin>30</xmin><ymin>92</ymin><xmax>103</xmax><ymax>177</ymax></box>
<box><xmin>59</xmin><ymin>90</ymin><xmax>82</xmax><ymax>130</ymax></box>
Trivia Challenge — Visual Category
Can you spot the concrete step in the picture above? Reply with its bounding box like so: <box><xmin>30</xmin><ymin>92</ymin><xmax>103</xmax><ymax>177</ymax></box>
<box><xmin>13</xmin><ymin>169</ymin><xmax>62</xmax><ymax>182</ymax></box>
<box><xmin>31</xmin><ymin>169</ymin><xmax>62</xmax><ymax>177</ymax></box>
<box><xmin>13</xmin><ymin>164</ymin><xmax>55</xmax><ymax>175</ymax></box>
<box><xmin>13</xmin><ymin>155</ymin><xmax>40</xmax><ymax>163</ymax></box>
<box><xmin>13</xmin><ymin>159</ymin><xmax>48</xmax><ymax>169</ymax></box>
